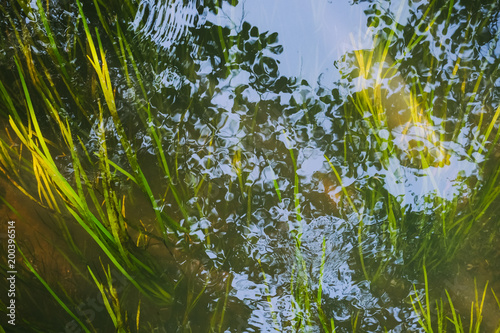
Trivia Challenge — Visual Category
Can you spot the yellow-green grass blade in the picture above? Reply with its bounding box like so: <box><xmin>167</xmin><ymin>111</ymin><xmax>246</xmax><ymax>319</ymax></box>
<box><xmin>88</xmin><ymin>266</ymin><xmax>119</xmax><ymax>328</ymax></box>
<box><xmin>67</xmin><ymin>207</ymin><xmax>168</xmax><ymax>302</ymax></box>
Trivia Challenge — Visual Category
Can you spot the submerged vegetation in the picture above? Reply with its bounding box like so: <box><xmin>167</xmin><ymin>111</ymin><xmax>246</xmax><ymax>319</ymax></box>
<box><xmin>0</xmin><ymin>0</ymin><xmax>500</xmax><ymax>331</ymax></box>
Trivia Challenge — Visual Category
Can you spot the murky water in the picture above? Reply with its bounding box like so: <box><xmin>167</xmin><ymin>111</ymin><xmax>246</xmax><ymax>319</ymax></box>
<box><xmin>1</xmin><ymin>0</ymin><xmax>500</xmax><ymax>332</ymax></box>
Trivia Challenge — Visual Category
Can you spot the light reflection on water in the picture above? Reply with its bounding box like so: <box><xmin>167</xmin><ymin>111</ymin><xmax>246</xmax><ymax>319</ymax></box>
<box><xmin>1</xmin><ymin>0</ymin><xmax>499</xmax><ymax>331</ymax></box>
<box><xmin>128</xmin><ymin>0</ymin><xmax>499</xmax><ymax>330</ymax></box>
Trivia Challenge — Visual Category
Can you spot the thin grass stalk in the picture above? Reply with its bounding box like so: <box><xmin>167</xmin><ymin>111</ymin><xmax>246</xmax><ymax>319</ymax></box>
<box><xmin>117</xmin><ymin>24</ymin><xmax>148</xmax><ymax>101</ymax></box>
<box><xmin>194</xmin><ymin>136</ymin><xmax>215</xmax><ymax>197</ymax></box>
<box><xmin>135</xmin><ymin>299</ymin><xmax>141</xmax><ymax>332</ymax></box>
<box><xmin>88</xmin><ymin>265</ymin><xmax>129</xmax><ymax>332</ymax></box>
<box><xmin>458</xmin><ymin>5</ymin><xmax>500</xmax><ymax>147</ymax></box>
<box><xmin>317</xmin><ymin>236</ymin><xmax>335</xmax><ymax>333</ymax></box>
<box><xmin>440</xmin><ymin>22</ymin><xmax>472</xmax><ymax>129</ymax></box>
<box><xmin>18</xmin><ymin>247</ymin><xmax>91</xmax><ymax>333</ymax></box>
<box><xmin>76</xmin><ymin>0</ymin><xmax>184</xmax><ymax>237</ymax></box>
<box><xmin>0</xmin><ymin>197</ymin><xmax>21</xmax><ymax>219</ymax></box>
<box><xmin>291</xmin><ymin>236</ymin><xmax>313</xmax><ymax>331</ymax></box>
<box><xmin>266</xmin><ymin>159</ymin><xmax>282</xmax><ymax>203</ymax></box>
<box><xmin>282</xmin><ymin>130</ymin><xmax>301</xmax><ymax>224</ymax></box>
<box><xmin>300</xmin><ymin>256</ymin><xmax>313</xmax><ymax>330</ymax></box>
<box><xmin>91</xmin><ymin>0</ymin><xmax>128</xmax><ymax>78</ymax></box>
<box><xmin>258</xmin><ymin>259</ymin><xmax>280</xmax><ymax>331</ymax></box>
<box><xmin>41</xmin><ymin>112</ymin><xmax>115</xmax><ymax>241</ymax></box>
<box><xmin>325</xmin><ymin>154</ymin><xmax>369</xmax><ymax>281</ymax></box>
<box><xmin>182</xmin><ymin>274</ymin><xmax>210</xmax><ymax>328</ymax></box>
<box><xmin>14</xmin><ymin>27</ymin><xmax>64</xmax><ymax>111</ymax></box>
<box><xmin>0</xmin><ymin>80</ymin><xmax>24</xmax><ymax>127</ymax></box>
<box><xmin>105</xmin><ymin>21</ymin><xmax>191</xmax><ymax>221</ymax></box>
<box><xmin>476</xmin><ymin>104</ymin><xmax>500</xmax><ymax>156</ymax></box>
<box><xmin>491</xmin><ymin>289</ymin><xmax>500</xmax><ymax>333</ymax></box>
<box><xmin>280</xmin><ymin>129</ymin><xmax>315</xmax><ymax>329</ymax></box>
<box><xmin>96</xmin><ymin>103</ymin><xmax>131</xmax><ymax>266</ymax></box>
<box><xmin>473</xmin><ymin>279</ymin><xmax>488</xmax><ymax>332</ymax></box>
<box><xmin>404</xmin><ymin>0</ymin><xmax>439</xmax><ymax>55</ymax></box>
<box><xmin>410</xmin><ymin>265</ymin><xmax>433</xmax><ymax>332</ymax></box>
<box><xmin>66</xmin><ymin>208</ymin><xmax>155</xmax><ymax>299</ymax></box>
<box><xmin>35</xmin><ymin>0</ymin><xmax>70</xmax><ymax>81</ymax></box>
<box><xmin>351</xmin><ymin>312</ymin><xmax>359</xmax><ymax>332</ymax></box>
<box><xmin>89</xmin><ymin>266</ymin><xmax>118</xmax><ymax>328</ymax></box>
<box><xmin>436</xmin><ymin>299</ymin><xmax>445</xmax><ymax>333</ymax></box>
<box><xmin>12</xmin><ymin>2</ymin><xmax>88</xmax><ymax>119</ymax></box>
<box><xmin>215</xmin><ymin>0</ymin><xmax>233</xmax><ymax>76</ymax></box>
<box><xmin>144</xmin><ymin>104</ymin><xmax>188</xmax><ymax>220</ymax></box>
<box><xmin>0</xmin><ymin>156</ymin><xmax>41</xmax><ymax>206</ymax></box>
<box><xmin>246</xmin><ymin>185</ymin><xmax>252</xmax><ymax>226</ymax></box>
<box><xmin>374</xmin><ymin>0</ymin><xmax>407</xmax><ymax>90</ymax></box>
<box><xmin>446</xmin><ymin>290</ymin><xmax>464</xmax><ymax>333</ymax></box>
<box><xmin>76</xmin><ymin>137</ymin><xmax>108</xmax><ymax>224</ymax></box>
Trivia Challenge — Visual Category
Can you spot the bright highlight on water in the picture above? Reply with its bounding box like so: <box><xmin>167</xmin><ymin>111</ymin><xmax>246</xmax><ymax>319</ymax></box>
<box><xmin>0</xmin><ymin>0</ymin><xmax>499</xmax><ymax>331</ymax></box>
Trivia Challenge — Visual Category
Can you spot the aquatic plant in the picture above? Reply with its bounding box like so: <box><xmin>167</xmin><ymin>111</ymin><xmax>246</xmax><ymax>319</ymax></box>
<box><xmin>410</xmin><ymin>266</ymin><xmax>500</xmax><ymax>332</ymax></box>
<box><xmin>0</xmin><ymin>0</ymin><xmax>500</xmax><ymax>331</ymax></box>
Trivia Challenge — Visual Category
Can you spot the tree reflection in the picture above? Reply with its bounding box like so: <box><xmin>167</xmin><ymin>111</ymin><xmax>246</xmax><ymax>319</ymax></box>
<box><xmin>1</xmin><ymin>0</ymin><xmax>500</xmax><ymax>331</ymax></box>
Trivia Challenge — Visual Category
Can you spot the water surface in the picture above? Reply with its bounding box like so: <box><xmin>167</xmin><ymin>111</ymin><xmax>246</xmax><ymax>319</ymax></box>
<box><xmin>1</xmin><ymin>0</ymin><xmax>500</xmax><ymax>332</ymax></box>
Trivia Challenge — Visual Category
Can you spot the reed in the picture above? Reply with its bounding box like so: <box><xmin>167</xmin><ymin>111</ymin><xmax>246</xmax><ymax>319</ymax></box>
<box><xmin>410</xmin><ymin>266</ymin><xmax>500</xmax><ymax>332</ymax></box>
<box><xmin>19</xmin><ymin>246</ymin><xmax>91</xmax><ymax>333</ymax></box>
<box><xmin>88</xmin><ymin>265</ymin><xmax>129</xmax><ymax>333</ymax></box>
<box><xmin>1</xmin><ymin>0</ymin><xmax>500</xmax><ymax>331</ymax></box>
<box><xmin>336</xmin><ymin>0</ymin><xmax>500</xmax><ymax>279</ymax></box>
<box><xmin>0</xmin><ymin>1</ymin><xmax>194</xmax><ymax>330</ymax></box>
